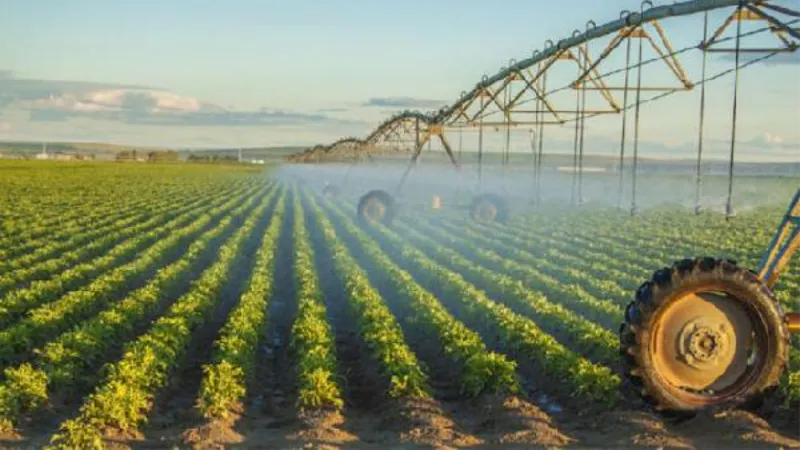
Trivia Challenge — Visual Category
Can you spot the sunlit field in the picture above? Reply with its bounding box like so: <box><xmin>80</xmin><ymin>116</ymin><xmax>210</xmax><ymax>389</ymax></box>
<box><xmin>0</xmin><ymin>161</ymin><xmax>797</xmax><ymax>449</ymax></box>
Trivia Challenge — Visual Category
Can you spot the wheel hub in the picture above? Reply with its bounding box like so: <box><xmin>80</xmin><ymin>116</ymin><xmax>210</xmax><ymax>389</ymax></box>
<box><xmin>363</xmin><ymin>198</ymin><xmax>385</xmax><ymax>222</ymax></box>
<box><xmin>678</xmin><ymin>321</ymin><xmax>728</xmax><ymax>366</ymax></box>
<box><xmin>652</xmin><ymin>292</ymin><xmax>755</xmax><ymax>392</ymax></box>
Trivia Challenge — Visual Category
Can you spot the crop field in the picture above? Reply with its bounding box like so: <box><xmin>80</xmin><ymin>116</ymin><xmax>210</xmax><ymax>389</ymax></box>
<box><xmin>0</xmin><ymin>160</ymin><xmax>797</xmax><ymax>449</ymax></box>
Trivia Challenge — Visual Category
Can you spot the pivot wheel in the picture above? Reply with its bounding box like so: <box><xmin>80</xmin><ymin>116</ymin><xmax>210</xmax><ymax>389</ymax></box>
<box><xmin>470</xmin><ymin>193</ymin><xmax>509</xmax><ymax>224</ymax></box>
<box><xmin>620</xmin><ymin>257</ymin><xmax>789</xmax><ymax>415</ymax></box>
<box><xmin>357</xmin><ymin>189</ymin><xmax>396</xmax><ymax>226</ymax></box>
<box><xmin>322</xmin><ymin>184</ymin><xmax>340</xmax><ymax>199</ymax></box>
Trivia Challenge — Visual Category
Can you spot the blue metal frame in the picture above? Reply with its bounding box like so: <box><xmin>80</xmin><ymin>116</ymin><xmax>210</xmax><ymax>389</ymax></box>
<box><xmin>757</xmin><ymin>188</ymin><xmax>800</xmax><ymax>286</ymax></box>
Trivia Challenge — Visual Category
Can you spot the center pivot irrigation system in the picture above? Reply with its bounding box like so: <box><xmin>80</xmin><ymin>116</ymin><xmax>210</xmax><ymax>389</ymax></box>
<box><xmin>288</xmin><ymin>0</ymin><xmax>800</xmax><ymax>416</ymax></box>
<box><xmin>290</xmin><ymin>0</ymin><xmax>798</xmax><ymax>224</ymax></box>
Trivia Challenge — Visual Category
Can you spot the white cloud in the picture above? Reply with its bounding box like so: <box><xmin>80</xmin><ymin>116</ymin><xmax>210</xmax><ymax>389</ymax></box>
<box><xmin>761</xmin><ymin>132</ymin><xmax>784</xmax><ymax>145</ymax></box>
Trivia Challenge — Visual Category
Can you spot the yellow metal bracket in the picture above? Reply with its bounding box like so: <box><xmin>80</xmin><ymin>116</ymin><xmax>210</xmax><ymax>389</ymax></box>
<box><xmin>574</xmin><ymin>20</ymin><xmax>693</xmax><ymax>92</ymax></box>
<box><xmin>426</xmin><ymin>124</ymin><xmax>443</xmax><ymax>136</ymax></box>
<box><xmin>703</xmin><ymin>2</ymin><xmax>800</xmax><ymax>53</ymax></box>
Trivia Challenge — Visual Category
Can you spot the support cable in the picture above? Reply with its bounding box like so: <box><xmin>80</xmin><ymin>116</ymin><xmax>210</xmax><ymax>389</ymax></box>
<box><xmin>478</xmin><ymin>96</ymin><xmax>485</xmax><ymax>191</ymax></box>
<box><xmin>631</xmin><ymin>19</ymin><xmax>645</xmax><ymax>216</ymax></box>
<box><xmin>695</xmin><ymin>11</ymin><xmax>710</xmax><ymax>215</ymax></box>
<box><xmin>458</xmin><ymin>126</ymin><xmax>463</xmax><ymax>162</ymax></box>
<box><xmin>571</xmin><ymin>62</ymin><xmax>582</xmax><ymax>206</ymax></box>
<box><xmin>726</xmin><ymin>1</ymin><xmax>745</xmax><ymax>220</ymax></box>
<box><xmin>530</xmin><ymin>128</ymin><xmax>538</xmax><ymax>197</ymax></box>
<box><xmin>617</xmin><ymin>32</ymin><xmax>633</xmax><ymax>210</ymax></box>
<box><xmin>532</xmin><ymin>72</ymin><xmax>542</xmax><ymax>203</ymax></box>
<box><xmin>536</xmin><ymin>69</ymin><xmax>547</xmax><ymax>206</ymax></box>
<box><xmin>503</xmin><ymin>86</ymin><xmax>511</xmax><ymax>181</ymax></box>
<box><xmin>578</xmin><ymin>41</ymin><xmax>589</xmax><ymax>206</ymax></box>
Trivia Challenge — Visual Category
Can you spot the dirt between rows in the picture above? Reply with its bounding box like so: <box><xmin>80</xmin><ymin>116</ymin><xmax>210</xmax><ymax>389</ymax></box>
<box><xmin>3</xmin><ymin>392</ymin><xmax>797</xmax><ymax>449</ymax></box>
<box><xmin>51</xmin><ymin>396</ymin><xmax>800</xmax><ymax>449</ymax></box>
<box><xmin>175</xmin><ymin>399</ymin><xmax>799</xmax><ymax>450</ymax></box>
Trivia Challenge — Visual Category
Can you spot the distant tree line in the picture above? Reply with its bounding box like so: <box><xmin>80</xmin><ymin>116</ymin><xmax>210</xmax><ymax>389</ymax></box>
<box><xmin>116</xmin><ymin>150</ymin><xmax>180</xmax><ymax>162</ymax></box>
<box><xmin>186</xmin><ymin>154</ymin><xmax>239</xmax><ymax>163</ymax></box>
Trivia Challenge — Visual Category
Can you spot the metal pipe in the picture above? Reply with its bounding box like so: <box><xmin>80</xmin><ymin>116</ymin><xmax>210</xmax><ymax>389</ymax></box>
<box><xmin>788</xmin><ymin>313</ymin><xmax>800</xmax><ymax>334</ymax></box>
<box><xmin>478</xmin><ymin>96</ymin><xmax>485</xmax><ymax>190</ymax></box>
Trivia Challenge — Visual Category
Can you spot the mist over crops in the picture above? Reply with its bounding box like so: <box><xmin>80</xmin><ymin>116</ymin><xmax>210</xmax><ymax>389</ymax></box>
<box><xmin>275</xmin><ymin>161</ymin><xmax>799</xmax><ymax>214</ymax></box>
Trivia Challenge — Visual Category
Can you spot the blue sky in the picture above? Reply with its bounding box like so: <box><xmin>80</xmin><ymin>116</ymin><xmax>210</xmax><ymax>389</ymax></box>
<box><xmin>1</xmin><ymin>0</ymin><xmax>798</xmax><ymax>161</ymax></box>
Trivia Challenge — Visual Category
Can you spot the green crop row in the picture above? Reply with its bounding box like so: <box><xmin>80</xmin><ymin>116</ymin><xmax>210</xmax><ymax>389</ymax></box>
<box><xmin>305</xmin><ymin>193</ymin><xmax>431</xmax><ymax>399</ymax></box>
<box><xmin>0</xmin><ymin>183</ymin><xmax>269</xmax><ymax>363</ymax></box>
<box><xmin>289</xmin><ymin>189</ymin><xmax>344</xmax><ymax>411</ymax></box>
<box><xmin>390</xmin><ymin>215</ymin><xmax>618</xmax><ymax>366</ymax></box>
<box><xmin>0</xmin><ymin>179</ymin><xmax>250</xmax><ymax>280</ymax></box>
<box><xmin>318</xmin><ymin>195</ymin><xmax>520</xmax><ymax>397</ymax></box>
<box><xmin>0</xmin><ymin>176</ymin><xmax>246</xmax><ymax>262</ymax></box>
<box><xmin>197</xmin><ymin>187</ymin><xmax>288</xmax><ymax>420</ymax></box>
<box><xmin>412</xmin><ymin>216</ymin><xmax>622</xmax><ymax>330</ymax></box>
<box><xmin>0</xmin><ymin>185</ymin><xmax>277</xmax><ymax>434</ymax></box>
<box><xmin>332</xmin><ymin>203</ymin><xmax>620</xmax><ymax>407</ymax></box>
<box><xmin>46</xmin><ymin>184</ymin><xmax>276</xmax><ymax>449</ymax></box>
<box><xmin>436</xmin><ymin>220</ymin><xmax>631</xmax><ymax>306</ymax></box>
<box><xmin>0</xmin><ymin>191</ymin><xmax>168</xmax><ymax>259</ymax></box>
<box><xmin>0</xmin><ymin>182</ymin><xmax>254</xmax><ymax>304</ymax></box>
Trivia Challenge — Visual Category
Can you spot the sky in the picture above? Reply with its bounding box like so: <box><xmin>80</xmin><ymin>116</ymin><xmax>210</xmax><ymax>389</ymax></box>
<box><xmin>1</xmin><ymin>0</ymin><xmax>799</xmax><ymax>161</ymax></box>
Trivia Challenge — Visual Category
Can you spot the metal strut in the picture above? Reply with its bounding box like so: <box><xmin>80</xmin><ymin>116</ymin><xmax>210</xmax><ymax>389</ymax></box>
<box><xmin>758</xmin><ymin>189</ymin><xmax>800</xmax><ymax>288</ymax></box>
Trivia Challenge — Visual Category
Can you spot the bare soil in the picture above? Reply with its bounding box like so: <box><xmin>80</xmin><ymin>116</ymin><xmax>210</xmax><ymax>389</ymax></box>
<box><xmin>4</xmin><ymin>394</ymin><xmax>789</xmax><ymax>449</ymax></box>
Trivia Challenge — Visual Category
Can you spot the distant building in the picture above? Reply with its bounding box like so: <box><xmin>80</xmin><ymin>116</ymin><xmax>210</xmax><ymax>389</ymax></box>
<box><xmin>35</xmin><ymin>152</ymin><xmax>80</xmax><ymax>161</ymax></box>
<box><xmin>556</xmin><ymin>166</ymin><xmax>608</xmax><ymax>174</ymax></box>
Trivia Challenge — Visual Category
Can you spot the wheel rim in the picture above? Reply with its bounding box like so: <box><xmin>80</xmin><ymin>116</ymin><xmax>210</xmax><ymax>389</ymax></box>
<box><xmin>362</xmin><ymin>198</ymin><xmax>386</xmax><ymax>222</ymax></box>
<box><xmin>650</xmin><ymin>290</ymin><xmax>765</xmax><ymax>404</ymax></box>
<box><xmin>474</xmin><ymin>201</ymin><xmax>496</xmax><ymax>222</ymax></box>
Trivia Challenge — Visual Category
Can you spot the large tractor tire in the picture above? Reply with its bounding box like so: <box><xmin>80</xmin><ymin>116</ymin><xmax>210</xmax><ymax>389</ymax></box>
<box><xmin>470</xmin><ymin>193</ymin><xmax>509</xmax><ymax>224</ymax></box>
<box><xmin>619</xmin><ymin>257</ymin><xmax>789</xmax><ymax>417</ymax></box>
<box><xmin>322</xmin><ymin>184</ymin><xmax>340</xmax><ymax>199</ymax></box>
<box><xmin>357</xmin><ymin>190</ymin><xmax>396</xmax><ymax>226</ymax></box>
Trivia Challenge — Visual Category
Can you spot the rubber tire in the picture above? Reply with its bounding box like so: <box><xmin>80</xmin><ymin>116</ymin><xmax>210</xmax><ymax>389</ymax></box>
<box><xmin>357</xmin><ymin>189</ymin><xmax>396</xmax><ymax>226</ymax></box>
<box><xmin>619</xmin><ymin>257</ymin><xmax>789</xmax><ymax>417</ymax></box>
<box><xmin>470</xmin><ymin>193</ymin><xmax>509</xmax><ymax>224</ymax></box>
<box><xmin>322</xmin><ymin>184</ymin><xmax>340</xmax><ymax>199</ymax></box>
